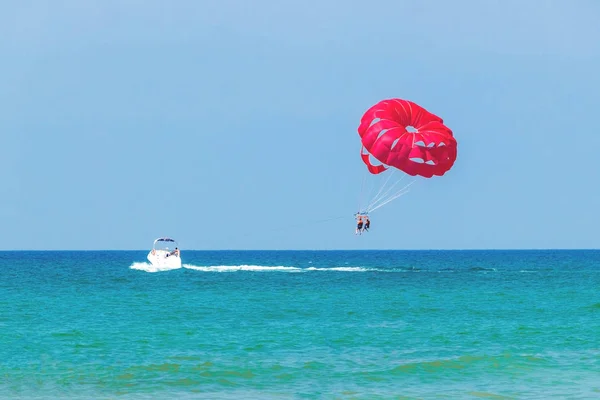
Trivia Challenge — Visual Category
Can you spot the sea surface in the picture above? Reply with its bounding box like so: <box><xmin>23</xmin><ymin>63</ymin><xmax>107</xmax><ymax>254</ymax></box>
<box><xmin>1</xmin><ymin>250</ymin><xmax>599</xmax><ymax>399</ymax></box>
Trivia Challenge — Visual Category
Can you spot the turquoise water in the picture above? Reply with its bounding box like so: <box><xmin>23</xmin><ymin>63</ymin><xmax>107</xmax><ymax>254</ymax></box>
<box><xmin>1</xmin><ymin>250</ymin><xmax>599</xmax><ymax>399</ymax></box>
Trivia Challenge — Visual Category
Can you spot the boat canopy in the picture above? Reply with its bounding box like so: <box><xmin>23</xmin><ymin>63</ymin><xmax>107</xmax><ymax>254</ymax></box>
<box><xmin>155</xmin><ymin>237</ymin><xmax>176</xmax><ymax>243</ymax></box>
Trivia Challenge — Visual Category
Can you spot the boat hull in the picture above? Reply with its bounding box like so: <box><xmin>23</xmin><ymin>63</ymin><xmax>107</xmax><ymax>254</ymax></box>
<box><xmin>147</xmin><ymin>250</ymin><xmax>182</xmax><ymax>269</ymax></box>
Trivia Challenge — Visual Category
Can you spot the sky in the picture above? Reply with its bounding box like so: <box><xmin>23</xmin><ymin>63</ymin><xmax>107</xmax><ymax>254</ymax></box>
<box><xmin>1</xmin><ymin>0</ymin><xmax>600</xmax><ymax>250</ymax></box>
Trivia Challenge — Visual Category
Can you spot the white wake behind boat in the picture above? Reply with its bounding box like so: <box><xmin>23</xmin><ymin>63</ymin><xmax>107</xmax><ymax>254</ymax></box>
<box><xmin>147</xmin><ymin>237</ymin><xmax>182</xmax><ymax>269</ymax></box>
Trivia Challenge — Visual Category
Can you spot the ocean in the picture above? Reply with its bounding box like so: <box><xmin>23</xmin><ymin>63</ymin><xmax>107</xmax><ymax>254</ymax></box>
<box><xmin>1</xmin><ymin>250</ymin><xmax>599</xmax><ymax>399</ymax></box>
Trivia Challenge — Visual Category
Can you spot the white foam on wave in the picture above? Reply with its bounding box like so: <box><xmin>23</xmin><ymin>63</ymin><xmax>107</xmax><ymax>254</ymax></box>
<box><xmin>306</xmin><ymin>266</ymin><xmax>369</xmax><ymax>272</ymax></box>
<box><xmin>129</xmin><ymin>262</ymin><xmax>182</xmax><ymax>273</ymax></box>
<box><xmin>183</xmin><ymin>264</ymin><xmax>303</xmax><ymax>273</ymax></box>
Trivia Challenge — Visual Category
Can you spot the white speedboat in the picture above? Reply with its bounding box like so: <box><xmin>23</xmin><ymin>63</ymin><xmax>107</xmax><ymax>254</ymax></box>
<box><xmin>147</xmin><ymin>237</ymin><xmax>182</xmax><ymax>269</ymax></box>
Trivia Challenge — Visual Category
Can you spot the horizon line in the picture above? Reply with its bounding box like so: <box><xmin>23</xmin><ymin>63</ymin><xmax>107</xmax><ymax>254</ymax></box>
<box><xmin>1</xmin><ymin>248</ymin><xmax>599</xmax><ymax>252</ymax></box>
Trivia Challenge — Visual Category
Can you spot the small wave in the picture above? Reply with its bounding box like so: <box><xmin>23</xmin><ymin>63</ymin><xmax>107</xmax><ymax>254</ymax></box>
<box><xmin>468</xmin><ymin>392</ymin><xmax>514</xmax><ymax>399</ymax></box>
<box><xmin>387</xmin><ymin>353</ymin><xmax>545</xmax><ymax>375</ymax></box>
<box><xmin>469</xmin><ymin>267</ymin><xmax>497</xmax><ymax>272</ymax></box>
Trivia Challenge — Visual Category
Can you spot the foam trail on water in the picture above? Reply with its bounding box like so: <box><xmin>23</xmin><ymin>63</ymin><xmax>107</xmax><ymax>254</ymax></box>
<box><xmin>130</xmin><ymin>263</ymin><xmax>428</xmax><ymax>273</ymax></box>
<box><xmin>130</xmin><ymin>262</ymin><xmax>182</xmax><ymax>273</ymax></box>
<box><xmin>183</xmin><ymin>264</ymin><xmax>302</xmax><ymax>273</ymax></box>
<box><xmin>306</xmin><ymin>267</ymin><xmax>369</xmax><ymax>272</ymax></box>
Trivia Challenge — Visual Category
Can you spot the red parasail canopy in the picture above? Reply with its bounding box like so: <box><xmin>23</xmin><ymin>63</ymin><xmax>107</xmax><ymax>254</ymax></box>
<box><xmin>358</xmin><ymin>98</ymin><xmax>457</xmax><ymax>178</ymax></box>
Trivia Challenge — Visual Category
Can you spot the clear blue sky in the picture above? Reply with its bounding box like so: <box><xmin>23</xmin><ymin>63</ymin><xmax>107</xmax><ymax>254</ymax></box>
<box><xmin>2</xmin><ymin>1</ymin><xmax>599</xmax><ymax>250</ymax></box>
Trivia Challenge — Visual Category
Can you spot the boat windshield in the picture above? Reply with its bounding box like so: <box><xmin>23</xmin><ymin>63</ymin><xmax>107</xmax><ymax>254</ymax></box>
<box><xmin>153</xmin><ymin>237</ymin><xmax>178</xmax><ymax>252</ymax></box>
